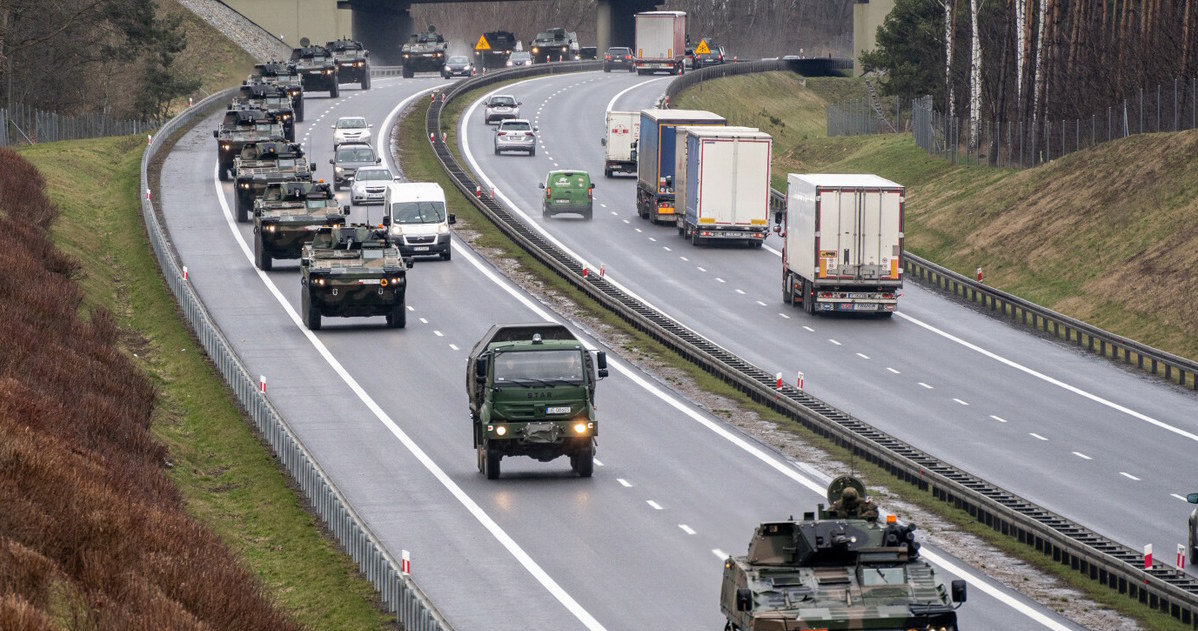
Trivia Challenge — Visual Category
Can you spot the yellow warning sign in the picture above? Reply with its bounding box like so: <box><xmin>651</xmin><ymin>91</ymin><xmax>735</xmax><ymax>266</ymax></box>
<box><xmin>474</xmin><ymin>35</ymin><xmax>491</xmax><ymax>51</ymax></box>
<box><xmin>695</xmin><ymin>39</ymin><xmax>710</xmax><ymax>55</ymax></box>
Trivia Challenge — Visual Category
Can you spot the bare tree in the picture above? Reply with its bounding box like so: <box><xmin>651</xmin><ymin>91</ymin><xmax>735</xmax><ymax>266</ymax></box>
<box><xmin>968</xmin><ymin>0</ymin><xmax>982</xmax><ymax>146</ymax></box>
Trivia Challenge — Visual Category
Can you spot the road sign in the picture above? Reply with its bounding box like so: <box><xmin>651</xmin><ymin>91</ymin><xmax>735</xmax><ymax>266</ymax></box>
<box><xmin>695</xmin><ymin>39</ymin><xmax>710</xmax><ymax>55</ymax></box>
<box><xmin>475</xmin><ymin>35</ymin><xmax>491</xmax><ymax>51</ymax></box>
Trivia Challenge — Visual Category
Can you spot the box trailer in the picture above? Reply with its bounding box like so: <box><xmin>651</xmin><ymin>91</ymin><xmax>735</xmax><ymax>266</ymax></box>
<box><xmin>636</xmin><ymin>109</ymin><xmax>726</xmax><ymax>224</ymax></box>
<box><xmin>602</xmin><ymin>110</ymin><xmax>640</xmax><ymax>177</ymax></box>
<box><xmin>777</xmin><ymin>174</ymin><xmax>905</xmax><ymax>315</ymax></box>
<box><xmin>634</xmin><ymin>11</ymin><xmax>686</xmax><ymax>75</ymax></box>
<box><xmin>674</xmin><ymin>126</ymin><xmax>772</xmax><ymax>246</ymax></box>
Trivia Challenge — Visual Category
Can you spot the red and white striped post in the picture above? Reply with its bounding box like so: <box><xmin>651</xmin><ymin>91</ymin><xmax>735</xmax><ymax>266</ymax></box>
<box><xmin>1178</xmin><ymin>544</ymin><xmax>1186</xmax><ymax>570</ymax></box>
<box><xmin>259</xmin><ymin>375</ymin><xmax>266</xmax><ymax>394</ymax></box>
<box><xmin>181</xmin><ymin>266</ymin><xmax>188</xmax><ymax>281</ymax></box>
<box><xmin>147</xmin><ymin>134</ymin><xmax>152</xmax><ymax>146</ymax></box>
<box><xmin>976</xmin><ymin>267</ymin><xmax>983</xmax><ymax>283</ymax></box>
<box><xmin>796</xmin><ymin>371</ymin><xmax>805</xmax><ymax>390</ymax></box>
<box><xmin>474</xmin><ymin>185</ymin><xmax>481</xmax><ymax>198</ymax></box>
<box><xmin>145</xmin><ymin>188</ymin><xmax>151</xmax><ymax>201</ymax></box>
<box><xmin>599</xmin><ymin>263</ymin><xmax>605</xmax><ymax>278</ymax></box>
<box><xmin>401</xmin><ymin>550</ymin><xmax>411</xmax><ymax>574</ymax></box>
<box><xmin>1144</xmin><ymin>543</ymin><xmax>1153</xmax><ymax>570</ymax></box>
<box><xmin>582</xmin><ymin>264</ymin><xmax>589</xmax><ymax>278</ymax></box>
<box><xmin>188</xmin><ymin>96</ymin><xmax>193</xmax><ymax>107</ymax></box>
<box><xmin>490</xmin><ymin>186</ymin><xmax>495</xmax><ymax>198</ymax></box>
<box><xmin>428</xmin><ymin>132</ymin><xmax>435</xmax><ymax>143</ymax></box>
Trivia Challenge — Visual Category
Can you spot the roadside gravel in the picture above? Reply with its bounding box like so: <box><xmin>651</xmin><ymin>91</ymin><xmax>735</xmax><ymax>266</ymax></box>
<box><xmin>175</xmin><ymin>0</ymin><xmax>291</xmax><ymax>62</ymax></box>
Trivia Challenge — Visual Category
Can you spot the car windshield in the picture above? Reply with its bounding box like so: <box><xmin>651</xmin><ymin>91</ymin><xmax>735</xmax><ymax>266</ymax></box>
<box><xmin>494</xmin><ymin>349</ymin><xmax>585</xmax><ymax>383</ymax></box>
<box><xmin>500</xmin><ymin>121</ymin><xmax>531</xmax><ymax>131</ymax></box>
<box><xmin>338</xmin><ymin>118</ymin><xmax>367</xmax><ymax>129</ymax></box>
<box><xmin>390</xmin><ymin>200</ymin><xmax>446</xmax><ymax>224</ymax></box>
<box><xmin>337</xmin><ymin>146</ymin><xmax>375</xmax><ymax>162</ymax></box>
<box><xmin>448</xmin><ymin>56</ymin><xmax>469</xmax><ymax>64</ymax></box>
<box><xmin>608</xmin><ymin>48</ymin><xmax>630</xmax><ymax>55</ymax></box>
<box><xmin>355</xmin><ymin>169</ymin><xmax>391</xmax><ymax>181</ymax></box>
<box><xmin>490</xmin><ymin>96</ymin><xmax>515</xmax><ymax>106</ymax></box>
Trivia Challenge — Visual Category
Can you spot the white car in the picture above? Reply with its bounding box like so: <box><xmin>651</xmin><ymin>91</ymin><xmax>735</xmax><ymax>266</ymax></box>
<box><xmin>331</xmin><ymin>116</ymin><xmax>372</xmax><ymax>148</ymax></box>
<box><xmin>483</xmin><ymin>94</ymin><xmax>520</xmax><ymax>124</ymax></box>
<box><xmin>350</xmin><ymin>166</ymin><xmax>396</xmax><ymax>205</ymax></box>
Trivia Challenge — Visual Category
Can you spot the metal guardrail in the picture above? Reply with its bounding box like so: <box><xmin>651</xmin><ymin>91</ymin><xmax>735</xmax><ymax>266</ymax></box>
<box><xmin>428</xmin><ymin>62</ymin><xmax>1198</xmax><ymax>627</ymax></box>
<box><xmin>371</xmin><ymin>65</ymin><xmax>405</xmax><ymax>77</ymax></box>
<box><xmin>142</xmin><ymin>90</ymin><xmax>450</xmax><ymax>630</ymax></box>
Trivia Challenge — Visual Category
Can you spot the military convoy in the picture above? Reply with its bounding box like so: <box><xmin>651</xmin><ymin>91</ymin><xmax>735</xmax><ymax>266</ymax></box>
<box><xmin>474</xmin><ymin>30</ymin><xmax>518</xmax><ymax>69</ymax></box>
<box><xmin>401</xmin><ymin>26</ymin><xmax>448</xmax><ymax>78</ymax></box>
<box><xmin>291</xmin><ymin>40</ymin><xmax>340</xmax><ymax>98</ymax></box>
<box><xmin>213</xmin><ymin>107</ymin><xmax>285</xmax><ymax>182</ymax></box>
<box><xmin>529</xmin><ymin>27</ymin><xmax>579</xmax><ymax>63</ymax></box>
<box><xmin>466</xmin><ymin>324</ymin><xmax>607</xmax><ymax>479</ymax></box>
<box><xmin>233</xmin><ymin>82</ymin><xmax>296</xmax><ymax>141</ymax></box>
<box><xmin>327</xmin><ymin>38</ymin><xmax>371</xmax><ymax>90</ymax></box>
<box><xmin>300</xmin><ymin>222</ymin><xmax>412</xmax><ymax>330</ymax></box>
<box><xmin>720</xmin><ymin>476</ymin><xmax>967</xmax><ymax>631</ymax></box>
<box><xmin>232</xmin><ymin>140</ymin><xmax>313</xmax><ymax>222</ymax></box>
<box><xmin>251</xmin><ymin>61</ymin><xmax>305</xmax><ymax>121</ymax></box>
<box><xmin>252</xmin><ymin>180</ymin><xmax>348</xmax><ymax>271</ymax></box>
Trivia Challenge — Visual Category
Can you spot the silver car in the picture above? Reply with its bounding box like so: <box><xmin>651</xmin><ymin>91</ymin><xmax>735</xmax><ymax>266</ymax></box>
<box><xmin>483</xmin><ymin>94</ymin><xmax>520</xmax><ymax>124</ymax></box>
<box><xmin>328</xmin><ymin>142</ymin><xmax>381</xmax><ymax>190</ymax></box>
<box><xmin>331</xmin><ymin>116</ymin><xmax>372</xmax><ymax>148</ymax></box>
<box><xmin>350</xmin><ymin>165</ymin><xmax>395</xmax><ymax>205</ymax></box>
<box><xmin>493</xmin><ymin>119</ymin><xmax>536</xmax><ymax>156</ymax></box>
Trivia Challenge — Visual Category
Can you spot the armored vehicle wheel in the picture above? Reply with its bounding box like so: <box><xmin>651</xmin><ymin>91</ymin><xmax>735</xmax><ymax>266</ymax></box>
<box><xmin>484</xmin><ymin>445</ymin><xmax>501</xmax><ymax>479</ymax></box>
<box><xmin>254</xmin><ymin>232</ymin><xmax>272</xmax><ymax>271</ymax></box>
<box><xmin>386</xmin><ymin>303</ymin><xmax>406</xmax><ymax>328</ymax></box>
<box><xmin>219</xmin><ymin>164</ymin><xmax>230</xmax><ymax>182</ymax></box>
<box><xmin>574</xmin><ymin>445</ymin><xmax>594</xmax><ymax>477</ymax></box>
<box><xmin>361</xmin><ymin>73</ymin><xmax>370</xmax><ymax>90</ymax></box>
<box><xmin>236</xmin><ymin>193</ymin><xmax>250</xmax><ymax>223</ymax></box>
<box><xmin>302</xmin><ymin>288</ymin><xmax>321</xmax><ymax>330</ymax></box>
<box><xmin>402</xmin><ymin>66</ymin><xmax>414</xmax><ymax>79</ymax></box>
<box><xmin>476</xmin><ymin>447</ymin><xmax>485</xmax><ymax>473</ymax></box>
<box><xmin>330</xmin><ymin>83</ymin><xmax>339</xmax><ymax>98</ymax></box>
<box><xmin>295</xmin><ymin>100</ymin><xmax>305</xmax><ymax>122</ymax></box>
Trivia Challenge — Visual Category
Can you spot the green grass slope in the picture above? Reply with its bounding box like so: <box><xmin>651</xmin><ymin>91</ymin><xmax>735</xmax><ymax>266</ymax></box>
<box><xmin>676</xmin><ymin>72</ymin><xmax>1198</xmax><ymax>361</ymax></box>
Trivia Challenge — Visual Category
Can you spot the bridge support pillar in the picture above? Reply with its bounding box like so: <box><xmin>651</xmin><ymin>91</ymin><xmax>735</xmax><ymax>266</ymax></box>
<box><xmin>597</xmin><ymin>0</ymin><xmax>613</xmax><ymax>52</ymax></box>
<box><xmin>349</xmin><ymin>0</ymin><xmax>411</xmax><ymax>65</ymax></box>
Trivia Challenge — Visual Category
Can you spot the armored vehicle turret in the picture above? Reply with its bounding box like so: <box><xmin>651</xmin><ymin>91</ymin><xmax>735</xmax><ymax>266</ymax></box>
<box><xmin>721</xmin><ymin>476</ymin><xmax>967</xmax><ymax>631</ymax></box>
<box><xmin>466</xmin><ymin>324</ymin><xmax>608</xmax><ymax>479</ymax></box>
<box><xmin>232</xmin><ymin>140</ymin><xmax>313</xmax><ymax>222</ymax></box>
<box><xmin>213</xmin><ymin>107</ymin><xmax>285</xmax><ymax>182</ymax></box>
<box><xmin>251</xmin><ymin>61</ymin><xmax>305</xmax><ymax>121</ymax></box>
<box><xmin>233</xmin><ymin>81</ymin><xmax>296</xmax><ymax>141</ymax></box>
<box><xmin>291</xmin><ymin>40</ymin><xmax>339</xmax><ymax>97</ymax></box>
<box><xmin>299</xmin><ymin>223</ymin><xmax>412</xmax><ymax>330</ymax></box>
<box><xmin>252</xmin><ymin>180</ymin><xmax>349</xmax><ymax>271</ymax></box>
<box><xmin>400</xmin><ymin>25</ymin><xmax>448</xmax><ymax>78</ymax></box>
<box><xmin>326</xmin><ymin>38</ymin><xmax>371</xmax><ymax>89</ymax></box>
<box><xmin>530</xmin><ymin>27</ymin><xmax>579</xmax><ymax>63</ymax></box>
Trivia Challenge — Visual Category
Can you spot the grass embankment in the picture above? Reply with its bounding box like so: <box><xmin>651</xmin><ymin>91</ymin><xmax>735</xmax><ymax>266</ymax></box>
<box><xmin>11</xmin><ymin>140</ymin><xmax>392</xmax><ymax>627</ymax></box>
<box><xmin>408</xmin><ymin>76</ymin><xmax>1188</xmax><ymax>629</ymax></box>
<box><xmin>158</xmin><ymin>0</ymin><xmax>259</xmax><ymax>104</ymax></box>
<box><xmin>675</xmin><ymin>71</ymin><xmax>1198</xmax><ymax>363</ymax></box>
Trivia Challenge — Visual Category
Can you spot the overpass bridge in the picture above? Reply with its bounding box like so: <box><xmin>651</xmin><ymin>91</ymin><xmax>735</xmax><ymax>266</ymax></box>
<box><xmin>226</xmin><ymin>0</ymin><xmax>660</xmax><ymax>64</ymax></box>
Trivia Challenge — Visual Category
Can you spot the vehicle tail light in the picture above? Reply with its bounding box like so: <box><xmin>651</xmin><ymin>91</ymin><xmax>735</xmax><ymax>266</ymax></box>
<box><xmin>605</xmin><ymin>54</ymin><xmax>611</xmax><ymax>60</ymax></box>
<box><xmin>545</xmin><ymin>187</ymin><xmax>552</xmax><ymax>198</ymax></box>
<box><xmin>525</xmin><ymin>131</ymin><xmax>534</xmax><ymax>137</ymax></box>
<box><xmin>587</xmin><ymin>188</ymin><xmax>593</xmax><ymax>200</ymax></box>
<box><xmin>498</xmin><ymin>131</ymin><xmax>506</xmax><ymax>136</ymax></box>
<box><xmin>624</xmin><ymin>55</ymin><xmax>631</xmax><ymax>60</ymax></box>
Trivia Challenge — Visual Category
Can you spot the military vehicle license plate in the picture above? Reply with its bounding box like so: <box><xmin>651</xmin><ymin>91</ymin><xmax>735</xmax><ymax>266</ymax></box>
<box><xmin>545</xmin><ymin>406</ymin><xmax>571</xmax><ymax>414</ymax></box>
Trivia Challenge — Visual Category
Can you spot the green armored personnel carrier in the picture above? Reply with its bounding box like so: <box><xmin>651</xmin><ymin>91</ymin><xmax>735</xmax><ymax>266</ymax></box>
<box><xmin>232</xmin><ymin>140</ymin><xmax>313</xmax><ymax>223</ymax></box>
<box><xmin>213</xmin><ymin>107</ymin><xmax>285</xmax><ymax>182</ymax></box>
<box><xmin>721</xmin><ymin>476</ymin><xmax>966</xmax><ymax>631</ymax></box>
<box><xmin>253</xmin><ymin>180</ymin><xmax>349</xmax><ymax>271</ymax></box>
<box><xmin>291</xmin><ymin>40</ymin><xmax>339</xmax><ymax>97</ymax></box>
<box><xmin>233</xmin><ymin>81</ymin><xmax>296</xmax><ymax>141</ymax></box>
<box><xmin>327</xmin><ymin>38</ymin><xmax>371</xmax><ymax>89</ymax></box>
<box><xmin>466</xmin><ymin>324</ymin><xmax>608</xmax><ymax>479</ymax></box>
<box><xmin>299</xmin><ymin>223</ymin><xmax>412</xmax><ymax>331</ymax></box>
<box><xmin>251</xmin><ymin>61</ymin><xmax>305</xmax><ymax>121</ymax></box>
<box><xmin>400</xmin><ymin>26</ymin><xmax>448</xmax><ymax>78</ymax></box>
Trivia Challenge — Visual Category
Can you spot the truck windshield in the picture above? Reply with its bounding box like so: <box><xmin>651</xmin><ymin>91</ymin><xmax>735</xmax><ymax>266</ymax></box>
<box><xmin>390</xmin><ymin>201</ymin><xmax>445</xmax><ymax>223</ymax></box>
<box><xmin>494</xmin><ymin>350</ymin><xmax>585</xmax><ymax>383</ymax></box>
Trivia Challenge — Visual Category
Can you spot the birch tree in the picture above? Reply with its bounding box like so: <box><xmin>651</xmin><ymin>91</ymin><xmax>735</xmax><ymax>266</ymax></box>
<box><xmin>1014</xmin><ymin>0</ymin><xmax>1026</xmax><ymax>111</ymax></box>
<box><xmin>1032</xmin><ymin>0</ymin><xmax>1048</xmax><ymax>121</ymax></box>
<box><xmin>943</xmin><ymin>0</ymin><xmax>956</xmax><ymax>120</ymax></box>
<box><xmin>968</xmin><ymin>0</ymin><xmax>982</xmax><ymax>147</ymax></box>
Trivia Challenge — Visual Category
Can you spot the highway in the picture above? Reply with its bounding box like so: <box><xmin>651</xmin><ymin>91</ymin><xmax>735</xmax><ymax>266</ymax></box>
<box><xmin>457</xmin><ymin>72</ymin><xmax>1198</xmax><ymax>569</ymax></box>
<box><xmin>155</xmin><ymin>69</ymin><xmax>1090</xmax><ymax>629</ymax></box>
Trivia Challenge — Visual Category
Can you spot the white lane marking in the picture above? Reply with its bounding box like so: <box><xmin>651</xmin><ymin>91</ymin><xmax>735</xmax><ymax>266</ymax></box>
<box><xmin>802</xmin><ymin>326</ymin><xmax>814</xmax><ymax>332</ymax></box>
<box><xmin>600</xmin><ymin>203</ymin><xmax>607</xmax><ymax>208</ymax></box>
<box><xmin>635</xmin><ymin>228</ymin><xmax>642</xmax><ymax>233</ymax></box>
<box><xmin>887</xmin><ymin>367</ymin><xmax>901</xmax><ymax>374</ymax></box>
<box><xmin>680</xmin><ymin>256</ymin><xmax>688</xmax><ymax>262</ymax></box>
<box><xmin>712</xmin><ymin>549</ymin><xmax>727</xmax><ymax>560</ymax></box>
<box><xmin>779</xmin><ymin>313</ymin><xmax>790</xmax><ymax>319</ymax></box>
<box><xmin>419</xmin><ymin>317</ymin><xmax>429</xmax><ymax>324</ymax></box>
<box><xmin>604</xmin><ymin>76</ymin><xmax>669</xmax><ymax>112</ymax></box>
<box><xmin>1172</xmin><ymin>494</ymin><xmax>1189</xmax><ymax>501</ymax></box>
<box><xmin>857</xmin><ymin>353</ymin><xmax>870</xmax><ymax>360</ymax></box>
<box><xmin>617</xmin><ymin>478</ymin><xmax>632</xmax><ymax>488</ymax></box>
<box><xmin>763</xmin><ymin>243</ymin><xmax>782</xmax><ymax>257</ymax></box>
<box><xmin>649</xmin><ymin>237</ymin><xmax>657</xmax><ymax>242</ymax></box>
<box><xmin>213</xmin><ymin>92</ymin><xmax>607</xmax><ymax>631</ymax></box>
<box><xmin>1073</xmin><ymin>452</ymin><xmax>1092</xmax><ymax>460</ymax></box>
<box><xmin>1120</xmin><ymin>472</ymin><xmax>1140</xmax><ymax>481</ymax></box>
<box><xmin>407</xmin><ymin>305</ymin><xmax>415</xmax><ymax>311</ymax></box>
<box><xmin>735</xmin><ymin>289</ymin><xmax>745</xmax><ymax>295</ymax></box>
<box><xmin>828</xmin><ymin>339</ymin><xmax>841</xmax><ymax>346</ymax></box>
<box><xmin>449</xmin><ymin>344</ymin><xmax>459</xmax><ymax>351</ymax></box>
<box><xmin>434</xmin><ymin>330</ymin><xmax>444</xmax><ymax>337</ymax></box>
<box><xmin>990</xmin><ymin>415</ymin><xmax>1008</xmax><ymax>423</ymax></box>
<box><xmin>895</xmin><ymin>311</ymin><xmax>1198</xmax><ymax>443</ymax></box>
<box><xmin>716</xmin><ymin>277</ymin><xmax>726</xmax><ymax>283</ymax></box>
<box><xmin>919</xmin><ymin>382</ymin><xmax>933</xmax><ymax>389</ymax></box>
<box><xmin>697</xmin><ymin>266</ymin><xmax>706</xmax><ymax>272</ymax></box>
<box><xmin>663</xmin><ymin>246</ymin><xmax>672</xmax><ymax>252</ymax></box>
<box><xmin>678</xmin><ymin>524</ymin><xmax>696</xmax><ymax>535</ymax></box>
<box><xmin>1030</xmin><ymin>433</ymin><xmax>1048</xmax><ymax>441</ymax></box>
<box><xmin>647</xmin><ymin>500</ymin><xmax>663</xmax><ymax>510</ymax></box>
<box><xmin>953</xmin><ymin>398</ymin><xmax>969</xmax><ymax>406</ymax></box>
<box><xmin>594</xmin><ymin>459</ymin><xmax>604</xmax><ymax>467</ymax></box>
<box><xmin>756</xmin><ymin>301</ymin><xmax>767</xmax><ymax>306</ymax></box>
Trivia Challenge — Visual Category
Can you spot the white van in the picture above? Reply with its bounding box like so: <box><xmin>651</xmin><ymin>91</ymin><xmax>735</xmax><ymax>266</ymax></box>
<box><xmin>384</xmin><ymin>182</ymin><xmax>455</xmax><ymax>260</ymax></box>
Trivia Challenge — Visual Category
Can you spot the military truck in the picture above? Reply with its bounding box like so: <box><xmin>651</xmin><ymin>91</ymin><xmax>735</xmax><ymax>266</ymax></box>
<box><xmin>291</xmin><ymin>40</ymin><xmax>340</xmax><ymax>97</ymax></box>
<box><xmin>213</xmin><ymin>107</ymin><xmax>285</xmax><ymax>182</ymax></box>
<box><xmin>466</xmin><ymin>324</ymin><xmax>608</xmax><ymax>479</ymax></box>
<box><xmin>233</xmin><ymin>81</ymin><xmax>296</xmax><ymax>141</ymax></box>
<box><xmin>299</xmin><ymin>222</ymin><xmax>412</xmax><ymax>330</ymax></box>
<box><xmin>251</xmin><ymin>61</ymin><xmax>305</xmax><ymax>121</ymax></box>
<box><xmin>326</xmin><ymin>38</ymin><xmax>371</xmax><ymax>89</ymax></box>
<box><xmin>529</xmin><ymin>27</ymin><xmax>579</xmax><ymax>63</ymax></box>
<box><xmin>474</xmin><ymin>30</ymin><xmax>518</xmax><ymax>69</ymax></box>
<box><xmin>252</xmin><ymin>180</ymin><xmax>349</xmax><ymax>271</ymax></box>
<box><xmin>232</xmin><ymin>140</ymin><xmax>313</xmax><ymax>223</ymax></box>
<box><xmin>721</xmin><ymin>475</ymin><xmax>967</xmax><ymax>631</ymax></box>
<box><xmin>400</xmin><ymin>26</ymin><xmax>448</xmax><ymax>78</ymax></box>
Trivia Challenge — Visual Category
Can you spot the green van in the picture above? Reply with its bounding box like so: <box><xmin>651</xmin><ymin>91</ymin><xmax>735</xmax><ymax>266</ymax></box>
<box><xmin>539</xmin><ymin>170</ymin><xmax>595</xmax><ymax>220</ymax></box>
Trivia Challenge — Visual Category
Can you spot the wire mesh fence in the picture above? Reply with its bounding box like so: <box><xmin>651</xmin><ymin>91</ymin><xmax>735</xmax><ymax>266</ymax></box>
<box><xmin>910</xmin><ymin>77</ymin><xmax>1198</xmax><ymax>168</ymax></box>
<box><xmin>827</xmin><ymin>94</ymin><xmax>906</xmax><ymax>136</ymax></box>
<box><xmin>1</xmin><ymin>104</ymin><xmax>157</xmax><ymax>146</ymax></box>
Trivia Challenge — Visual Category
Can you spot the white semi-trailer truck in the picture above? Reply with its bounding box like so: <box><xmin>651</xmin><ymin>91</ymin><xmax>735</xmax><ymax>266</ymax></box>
<box><xmin>777</xmin><ymin>174</ymin><xmax>905</xmax><ymax>315</ymax></box>
<box><xmin>602</xmin><ymin>110</ymin><xmax>640</xmax><ymax>177</ymax></box>
<box><xmin>634</xmin><ymin>11</ymin><xmax>686</xmax><ymax>75</ymax></box>
<box><xmin>673</xmin><ymin>126</ymin><xmax>772</xmax><ymax>246</ymax></box>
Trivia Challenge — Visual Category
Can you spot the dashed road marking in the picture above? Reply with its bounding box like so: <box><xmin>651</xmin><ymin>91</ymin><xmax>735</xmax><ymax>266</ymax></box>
<box><xmin>1030</xmin><ymin>433</ymin><xmax>1048</xmax><ymax>441</ymax></box>
<box><xmin>1120</xmin><ymin>472</ymin><xmax>1140</xmax><ymax>481</ymax></box>
<box><xmin>419</xmin><ymin>317</ymin><xmax>429</xmax><ymax>324</ymax></box>
<box><xmin>434</xmin><ymin>330</ymin><xmax>444</xmax><ymax>337</ymax></box>
<box><xmin>697</xmin><ymin>266</ymin><xmax>706</xmax><ymax>272</ymax></box>
<box><xmin>679</xmin><ymin>524</ymin><xmax>696</xmax><ymax>535</ymax></box>
<box><xmin>647</xmin><ymin>500</ymin><xmax>663</xmax><ymax>510</ymax></box>
<box><xmin>617</xmin><ymin>478</ymin><xmax>632</xmax><ymax>488</ymax></box>
<box><xmin>735</xmin><ymin>289</ymin><xmax>745</xmax><ymax>294</ymax></box>
<box><xmin>716</xmin><ymin>278</ymin><xmax>726</xmax><ymax>283</ymax></box>
<box><xmin>989</xmin><ymin>415</ymin><xmax>1008</xmax><ymax>423</ymax></box>
<box><xmin>918</xmin><ymin>382</ymin><xmax>933</xmax><ymax>389</ymax></box>
<box><xmin>1073</xmin><ymin>451</ymin><xmax>1092</xmax><ymax>460</ymax></box>
<box><xmin>802</xmin><ymin>326</ymin><xmax>814</xmax><ymax>332</ymax></box>
<box><xmin>828</xmin><ymin>339</ymin><xmax>841</xmax><ymax>346</ymax></box>
<box><xmin>449</xmin><ymin>344</ymin><xmax>459</xmax><ymax>351</ymax></box>
<box><xmin>779</xmin><ymin>313</ymin><xmax>790</xmax><ymax>319</ymax></box>
<box><xmin>857</xmin><ymin>353</ymin><xmax>870</xmax><ymax>360</ymax></box>
<box><xmin>887</xmin><ymin>367</ymin><xmax>900</xmax><ymax>374</ymax></box>
<box><xmin>953</xmin><ymin>398</ymin><xmax>969</xmax><ymax>406</ymax></box>
<box><xmin>756</xmin><ymin>301</ymin><xmax>767</xmax><ymax>306</ymax></box>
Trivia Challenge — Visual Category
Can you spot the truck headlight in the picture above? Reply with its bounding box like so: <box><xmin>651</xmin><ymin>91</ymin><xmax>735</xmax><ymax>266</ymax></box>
<box><xmin>264</xmin><ymin>224</ymin><xmax>276</xmax><ymax>233</ymax></box>
<box><xmin>437</xmin><ymin>223</ymin><xmax>449</xmax><ymax>234</ymax></box>
<box><xmin>493</xmin><ymin>425</ymin><xmax>507</xmax><ymax>436</ymax></box>
<box><xmin>335</xmin><ymin>166</ymin><xmax>344</xmax><ymax>173</ymax></box>
<box><xmin>573</xmin><ymin>422</ymin><xmax>591</xmax><ymax>434</ymax></box>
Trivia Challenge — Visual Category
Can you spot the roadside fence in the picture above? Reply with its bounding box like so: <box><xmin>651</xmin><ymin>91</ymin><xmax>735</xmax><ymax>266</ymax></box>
<box><xmin>0</xmin><ymin>104</ymin><xmax>156</xmax><ymax>146</ymax></box>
